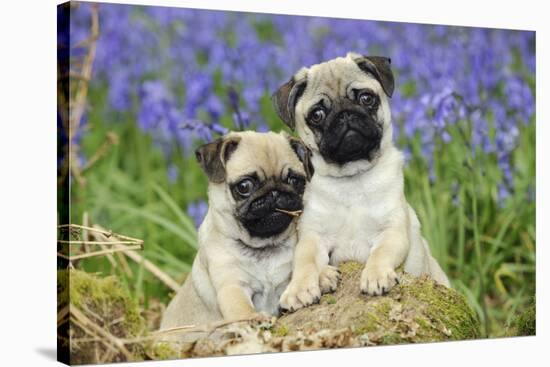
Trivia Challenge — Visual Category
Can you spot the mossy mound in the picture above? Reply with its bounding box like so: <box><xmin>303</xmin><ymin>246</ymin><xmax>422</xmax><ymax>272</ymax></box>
<box><xmin>59</xmin><ymin>263</ymin><xmax>480</xmax><ymax>363</ymax></box>
<box><xmin>57</xmin><ymin>269</ymin><xmax>148</xmax><ymax>364</ymax></box>
<box><xmin>511</xmin><ymin>297</ymin><xmax>536</xmax><ymax>336</ymax></box>
<box><xmin>276</xmin><ymin>261</ymin><xmax>480</xmax><ymax>344</ymax></box>
<box><xmin>162</xmin><ymin>261</ymin><xmax>479</xmax><ymax>358</ymax></box>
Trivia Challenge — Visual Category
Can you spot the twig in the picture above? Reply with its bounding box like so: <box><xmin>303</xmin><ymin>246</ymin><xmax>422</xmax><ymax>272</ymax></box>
<box><xmin>58</xmin><ymin>240</ymin><xmax>143</xmax><ymax>245</ymax></box>
<box><xmin>69</xmin><ymin>71</ymin><xmax>90</xmax><ymax>81</ymax></box>
<box><xmin>275</xmin><ymin>208</ymin><xmax>303</xmax><ymax>217</ymax></box>
<box><xmin>88</xmin><ymin>212</ymin><xmax>134</xmax><ymax>277</ymax></box>
<box><xmin>107</xmin><ymin>316</ymin><xmax>125</xmax><ymax>328</ymax></box>
<box><xmin>71</xmin><ymin>313</ymin><xmax>120</xmax><ymax>356</ymax></box>
<box><xmin>151</xmin><ymin>316</ymin><xmax>264</xmax><ymax>338</ymax></box>
<box><xmin>58</xmin><ymin>224</ymin><xmax>144</xmax><ymax>244</ymax></box>
<box><xmin>82</xmin><ymin>303</ymin><xmax>106</xmax><ymax>325</ymax></box>
<box><xmin>111</xmin><ymin>316</ymin><xmax>267</xmax><ymax>346</ymax></box>
<box><xmin>57</xmin><ymin>245</ymin><xmax>143</xmax><ymax>261</ymax></box>
<box><xmin>58</xmin><ymin>305</ymin><xmax>70</xmax><ymax>327</ymax></box>
<box><xmin>85</xmin><ymin>211</ymin><xmax>119</xmax><ymax>269</ymax></box>
<box><xmin>124</xmin><ymin>319</ymin><xmax>240</xmax><ymax>343</ymax></box>
<box><xmin>92</xmin><ymin>225</ymin><xmax>180</xmax><ymax>292</ymax></box>
<box><xmin>71</xmin><ymin>336</ymin><xmax>103</xmax><ymax>343</ymax></box>
<box><xmin>57</xmin><ymin>223</ymin><xmax>145</xmax><ymax>263</ymax></box>
<box><xmin>82</xmin><ymin>212</ymin><xmax>90</xmax><ymax>257</ymax></box>
<box><xmin>67</xmin><ymin>4</ymin><xmax>100</xmax><ymax>187</ymax></box>
<box><xmin>122</xmin><ymin>248</ymin><xmax>180</xmax><ymax>292</ymax></box>
<box><xmin>114</xmin><ymin>250</ymin><xmax>134</xmax><ymax>279</ymax></box>
<box><xmin>71</xmin><ymin>305</ymin><xmax>134</xmax><ymax>361</ymax></box>
<box><xmin>68</xmin><ymin>4</ymin><xmax>98</xmax><ymax>143</ymax></box>
<box><xmin>81</xmin><ymin>132</ymin><xmax>119</xmax><ymax>173</ymax></box>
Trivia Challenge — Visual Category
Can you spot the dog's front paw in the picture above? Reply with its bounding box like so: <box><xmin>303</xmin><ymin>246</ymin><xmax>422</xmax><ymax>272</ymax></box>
<box><xmin>279</xmin><ymin>272</ymin><xmax>321</xmax><ymax>312</ymax></box>
<box><xmin>249</xmin><ymin>311</ymin><xmax>275</xmax><ymax>325</ymax></box>
<box><xmin>360</xmin><ymin>263</ymin><xmax>399</xmax><ymax>296</ymax></box>
<box><xmin>319</xmin><ymin>265</ymin><xmax>341</xmax><ymax>294</ymax></box>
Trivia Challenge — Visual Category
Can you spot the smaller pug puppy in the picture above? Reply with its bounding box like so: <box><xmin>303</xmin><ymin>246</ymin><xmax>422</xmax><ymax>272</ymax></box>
<box><xmin>272</xmin><ymin>52</ymin><xmax>450</xmax><ymax>312</ymax></box>
<box><xmin>159</xmin><ymin>131</ymin><xmax>313</xmax><ymax>336</ymax></box>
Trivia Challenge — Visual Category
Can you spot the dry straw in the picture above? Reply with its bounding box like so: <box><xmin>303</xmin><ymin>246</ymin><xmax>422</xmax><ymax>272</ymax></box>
<box><xmin>275</xmin><ymin>208</ymin><xmax>303</xmax><ymax>217</ymax></box>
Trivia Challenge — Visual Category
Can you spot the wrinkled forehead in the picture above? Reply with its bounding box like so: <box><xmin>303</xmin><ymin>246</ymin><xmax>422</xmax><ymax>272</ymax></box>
<box><xmin>224</xmin><ymin>135</ymin><xmax>304</xmax><ymax>182</ymax></box>
<box><xmin>302</xmin><ymin>58</ymin><xmax>383</xmax><ymax>105</ymax></box>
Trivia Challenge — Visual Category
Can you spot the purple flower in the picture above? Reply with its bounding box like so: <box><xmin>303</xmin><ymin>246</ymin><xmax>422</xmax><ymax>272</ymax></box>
<box><xmin>187</xmin><ymin>200</ymin><xmax>208</xmax><ymax>228</ymax></box>
<box><xmin>138</xmin><ymin>80</ymin><xmax>177</xmax><ymax>130</ymax></box>
<box><xmin>67</xmin><ymin>3</ymin><xmax>535</xmax><ymax>201</ymax></box>
<box><xmin>497</xmin><ymin>183</ymin><xmax>510</xmax><ymax>204</ymax></box>
<box><xmin>108</xmin><ymin>69</ymin><xmax>132</xmax><ymax>111</ymax></box>
<box><xmin>167</xmin><ymin>164</ymin><xmax>179</xmax><ymax>183</ymax></box>
<box><xmin>184</xmin><ymin>72</ymin><xmax>213</xmax><ymax>119</ymax></box>
<box><xmin>433</xmin><ymin>89</ymin><xmax>458</xmax><ymax>127</ymax></box>
<box><xmin>205</xmin><ymin>95</ymin><xmax>224</xmax><ymax>120</ymax></box>
<box><xmin>256</xmin><ymin>123</ymin><xmax>270</xmax><ymax>132</ymax></box>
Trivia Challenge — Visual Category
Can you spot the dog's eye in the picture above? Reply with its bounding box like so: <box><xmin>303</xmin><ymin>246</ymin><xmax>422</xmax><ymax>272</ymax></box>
<box><xmin>308</xmin><ymin>107</ymin><xmax>326</xmax><ymax>125</ymax></box>
<box><xmin>286</xmin><ymin>175</ymin><xmax>304</xmax><ymax>188</ymax></box>
<box><xmin>235</xmin><ymin>178</ymin><xmax>255</xmax><ymax>197</ymax></box>
<box><xmin>358</xmin><ymin>92</ymin><xmax>377</xmax><ymax>108</ymax></box>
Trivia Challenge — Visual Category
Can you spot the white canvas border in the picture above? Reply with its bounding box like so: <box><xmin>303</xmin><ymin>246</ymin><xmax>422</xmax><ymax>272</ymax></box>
<box><xmin>0</xmin><ymin>0</ymin><xmax>545</xmax><ymax>366</ymax></box>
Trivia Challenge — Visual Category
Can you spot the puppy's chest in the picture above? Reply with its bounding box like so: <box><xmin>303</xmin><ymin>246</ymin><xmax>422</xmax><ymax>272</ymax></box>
<box><xmin>244</xmin><ymin>249</ymin><xmax>293</xmax><ymax>315</ymax></box>
<box><xmin>304</xmin><ymin>177</ymin><xmax>391</xmax><ymax>263</ymax></box>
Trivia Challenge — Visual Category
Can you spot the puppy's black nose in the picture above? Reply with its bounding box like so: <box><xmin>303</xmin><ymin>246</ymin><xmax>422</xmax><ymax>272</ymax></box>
<box><xmin>336</xmin><ymin>110</ymin><xmax>361</xmax><ymax>125</ymax></box>
<box><xmin>270</xmin><ymin>190</ymin><xmax>280</xmax><ymax>199</ymax></box>
<box><xmin>338</xmin><ymin>111</ymin><xmax>353</xmax><ymax>122</ymax></box>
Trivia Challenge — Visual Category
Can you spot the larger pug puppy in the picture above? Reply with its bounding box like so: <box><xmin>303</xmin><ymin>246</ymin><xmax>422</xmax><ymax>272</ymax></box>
<box><xmin>272</xmin><ymin>52</ymin><xmax>450</xmax><ymax>312</ymax></box>
<box><xmin>160</xmin><ymin>131</ymin><xmax>313</xmax><ymax>334</ymax></box>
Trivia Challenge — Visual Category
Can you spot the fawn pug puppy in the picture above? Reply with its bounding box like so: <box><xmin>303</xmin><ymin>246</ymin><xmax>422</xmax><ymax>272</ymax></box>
<box><xmin>272</xmin><ymin>52</ymin><xmax>450</xmax><ymax>311</ymax></box>
<box><xmin>160</xmin><ymin>131</ymin><xmax>313</xmax><ymax>332</ymax></box>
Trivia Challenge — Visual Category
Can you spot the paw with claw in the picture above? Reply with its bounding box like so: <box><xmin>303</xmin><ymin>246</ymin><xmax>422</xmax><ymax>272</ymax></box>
<box><xmin>319</xmin><ymin>265</ymin><xmax>341</xmax><ymax>294</ymax></box>
<box><xmin>360</xmin><ymin>263</ymin><xmax>399</xmax><ymax>296</ymax></box>
<box><xmin>279</xmin><ymin>271</ymin><xmax>321</xmax><ymax>312</ymax></box>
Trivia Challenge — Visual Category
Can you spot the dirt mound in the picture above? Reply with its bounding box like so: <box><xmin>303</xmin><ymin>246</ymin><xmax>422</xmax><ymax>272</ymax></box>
<box><xmin>59</xmin><ymin>262</ymin><xmax>480</xmax><ymax>363</ymax></box>
<box><xmin>155</xmin><ymin>261</ymin><xmax>479</xmax><ymax>359</ymax></box>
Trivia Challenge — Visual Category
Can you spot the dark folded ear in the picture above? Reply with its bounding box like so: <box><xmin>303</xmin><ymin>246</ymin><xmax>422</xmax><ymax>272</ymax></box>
<box><xmin>287</xmin><ymin>136</ymin><xmax>314</xmax><ymax>181</ymax></box>
<box><xmin>271</xmin><ymin>77</ymin><xmax>307</xmax><ymax>130</ymax></box>
<box><xmin>353</xmin><ymin>55</ymin><xmax>394</xmax><ymax>98</ymax></box>
<box><xmin>195</xmin><ymin>136</ymin><xmax>241</xmax><ymax>183</ymax></box>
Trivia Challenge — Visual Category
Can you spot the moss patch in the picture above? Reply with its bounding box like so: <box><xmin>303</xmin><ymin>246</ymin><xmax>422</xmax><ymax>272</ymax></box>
<box><xmin>339</xmin><ymin>261</ymin><xmax>364</xmax><ymax>275</ymax></box>
<box><xmin>146</xmin><ymin>341</ymin><xmax>180</xmax><ymax>360</ymax></box>
<box><xmin>321</xmin><ymin>294</ymin><xmax>337</xmax><ymax>304</ymax></box>
<box><xmin>272</xmin><ymin>324</ymin><xmax>289</xmax><ymax>337</ymax></box>
<box><xmin>513</xmin><ymin>298</ymin><xmax>536</xmax><ymax>336</ymax></box>
<box><xmin>276</xmin><ymin>261</ymin><xmax>479</xmax><ymax>345</ymax></box>
<box><xmin>58</xmin><ymin>269</ymin><xmax>147</xmax><ymax>364</ymax></box>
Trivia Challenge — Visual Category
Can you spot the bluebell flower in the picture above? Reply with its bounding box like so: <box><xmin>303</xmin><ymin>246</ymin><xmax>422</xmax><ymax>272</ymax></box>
<box><xmin>497</xmin><ymin>183</ymin><xmax>510</xmax><ymax>204</ymax></box>
<box><xmin>138</xmin><ymin>80</ymin><xmax>176</xmax><ymax>131</ymax></box>
<box><xmin>187</xmin><ymin>200</ymin><xmax>209</xmax><ymax>228</ymax></box>
<box><xmin>256</xmin><ymin>123</ymin><xmax>270</xmax><ymax>133</ymax></box>
<box><xmin>167</xmin><ymin>164</ymin><xmax>179</xmax><ymax>183</ymax></box>
<box><xmin>108</xmin><ymin>69</ymin><xmax>132</xmax><ymax>111</ymax></box>
<box><xmin>67</xmin><ymin>3</ymin><xmax>535</xmax><ymax>201</ymax></box>
<box><xmin>205</xmin><ymin>95</ymin><xmax>224</xmax><ymax>120</ymax></box>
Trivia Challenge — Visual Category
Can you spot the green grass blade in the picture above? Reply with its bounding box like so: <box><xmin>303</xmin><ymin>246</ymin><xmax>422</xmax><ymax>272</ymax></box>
<box><xmin>106</xmin><ymin>203</ymin><xmax>199</xmax><ymax>249</ymax></box>
<box><xmin>152</xmin><ymin>183</ymin><xmax>198</xmax><ymax>238</ymax></box>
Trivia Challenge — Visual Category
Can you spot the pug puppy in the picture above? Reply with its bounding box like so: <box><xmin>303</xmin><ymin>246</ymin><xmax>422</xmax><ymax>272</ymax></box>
<box><xmin>160</xmin><ymin>131</ymin><xmax>313</xmax><ymax>334</ymax></box>
<box><xmin>272</xmin><ymin>52</ymin><xmax>450</xmax><ymax>312</ymax></box>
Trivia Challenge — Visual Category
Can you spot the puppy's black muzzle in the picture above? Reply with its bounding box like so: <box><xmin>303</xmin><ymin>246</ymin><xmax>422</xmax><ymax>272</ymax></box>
<box><xmin>321</xmin><ymin>109</ymin><xmax>382</xmax><ymax>165</ymax></box>
<box><xmin>239</xmin><ymin>187</ymin><xmax>303</xmax><ymax>238</ymax></box>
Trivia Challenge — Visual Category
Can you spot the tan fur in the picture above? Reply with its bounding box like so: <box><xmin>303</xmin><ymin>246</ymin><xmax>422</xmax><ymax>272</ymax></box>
<box><xmin>279</xmin><ymin>53</ymin><xmax>450</xmax><ymax>311</ymax></box>
<box><xmin>160</xmin><ymin>131</ymin><xmax>308</xmax><ymax>339</ymax></box>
